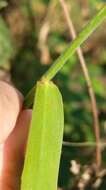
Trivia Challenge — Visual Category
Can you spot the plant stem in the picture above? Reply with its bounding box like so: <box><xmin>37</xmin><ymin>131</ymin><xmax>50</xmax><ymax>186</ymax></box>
<box><xmin>41</xmin><ymin>6</ymin><xmax>106</xmax><ymax>81</ymax></box>
<box><xmin>24</xmin><ymin>6</ymin><xmax>106</xmax><ymax>108</ymax></box>
<box><xmin>59</xmin><ymin>0</ymin><xmax>101</xmax><ymax>168</ymax></box>
<box><xmin>63</xmin><ymin>141</ymin><xmax>105</xmax><ymax>147</ymax></box>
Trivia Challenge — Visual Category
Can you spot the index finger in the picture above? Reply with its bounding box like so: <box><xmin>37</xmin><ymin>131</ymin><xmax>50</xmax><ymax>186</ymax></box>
<box><xmin>0</xmin><ymin>81</ymin><xmax>23</xmax><ymax>143</ymax></box>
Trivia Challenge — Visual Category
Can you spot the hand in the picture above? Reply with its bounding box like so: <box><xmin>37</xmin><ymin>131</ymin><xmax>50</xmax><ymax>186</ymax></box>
<box><xmin>0</xmin><ymin>81</ymin><xmax>32</xmax><ymax>190</ymax></box>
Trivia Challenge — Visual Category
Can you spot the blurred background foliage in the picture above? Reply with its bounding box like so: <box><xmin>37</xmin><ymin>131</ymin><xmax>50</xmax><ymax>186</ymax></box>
<box><xmin>0</xmin><ymin>0</ymin><xmax>106</xmax><ymax>189</ymax></box>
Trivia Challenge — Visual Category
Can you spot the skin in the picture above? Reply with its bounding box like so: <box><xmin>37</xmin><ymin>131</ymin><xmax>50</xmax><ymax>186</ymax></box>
<box><xmin>0</xmin><ymin>81</ymin><xmax>32</xmax><ymax>190</ymax></box>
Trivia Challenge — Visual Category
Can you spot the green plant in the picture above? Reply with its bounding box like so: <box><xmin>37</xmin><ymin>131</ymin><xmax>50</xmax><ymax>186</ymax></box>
<box><xmin>21</xmin><ymin>81</ymin><xmax>64</xmax><ymax>190</ymax></box>
<box><xmin>21</xmin><ymin>6</ymin><xmax>106</xmax><ymax>190</ymax></box>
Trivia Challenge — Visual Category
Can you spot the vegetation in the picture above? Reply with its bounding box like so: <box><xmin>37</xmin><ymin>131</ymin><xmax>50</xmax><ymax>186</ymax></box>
<box><xmin>0</xmin><ymin>0</ymin><xmax>106</xmax><ymax>189</ymax></box>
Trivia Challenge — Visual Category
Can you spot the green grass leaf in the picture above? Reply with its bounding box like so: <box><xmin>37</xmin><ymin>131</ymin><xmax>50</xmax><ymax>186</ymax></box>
<box><xmin>21</xmin><ymin>81</ymin><xmax>64</xmax><ymax>190</ymax></box>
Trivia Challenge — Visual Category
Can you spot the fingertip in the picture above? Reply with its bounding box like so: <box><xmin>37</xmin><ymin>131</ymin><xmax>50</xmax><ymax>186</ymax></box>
<box><xmin>0</xmin><ymin>81</ymin><xmax>23</xmax><ymax>143</ymax></box>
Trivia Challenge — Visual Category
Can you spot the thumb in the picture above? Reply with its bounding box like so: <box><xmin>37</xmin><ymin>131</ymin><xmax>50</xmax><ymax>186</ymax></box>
<box><xmin>0</xmin><ymin>81</ymin><xmax>23</xmax><ymax>143</ymax></box>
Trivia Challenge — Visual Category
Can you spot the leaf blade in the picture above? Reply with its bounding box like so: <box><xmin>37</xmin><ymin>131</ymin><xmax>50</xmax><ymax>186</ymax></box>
<box><xmin>21</xmin><ymin>81</ymin><xmax>64</xmax><ymax>190</ymax></box>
